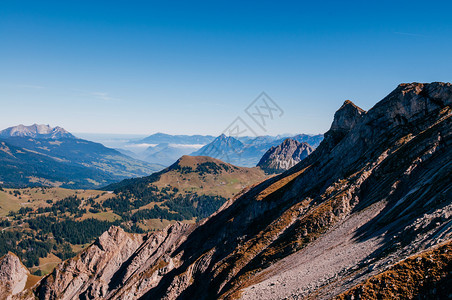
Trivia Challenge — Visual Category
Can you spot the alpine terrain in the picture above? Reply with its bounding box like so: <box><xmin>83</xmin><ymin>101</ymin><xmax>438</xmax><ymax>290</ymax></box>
<box><xmin>1</xmin><ymin>82</ymin><xmax>451</xmax><ymax>299</ymax></box>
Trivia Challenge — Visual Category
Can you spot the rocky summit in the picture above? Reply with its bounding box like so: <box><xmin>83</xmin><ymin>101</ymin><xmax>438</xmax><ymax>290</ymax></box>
<box><xmin>1</xmin><ymin>82</ymin><xmax>451</xmax><ymax>299</ymax></box>
<box><xmin>257</xmin><ymin>138</ymin><xmax>314</xmax><ymax>173</ymax></box>
<box><xmin>0</xmin><ymin>124</ymin><xmax>75</xmax><ymax>139</ymax></box>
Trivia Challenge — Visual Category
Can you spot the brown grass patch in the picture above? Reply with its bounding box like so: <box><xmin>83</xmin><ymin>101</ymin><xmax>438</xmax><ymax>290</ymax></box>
<box><xmin>336</xmin><ymin>241</ymin><xmax>452</xmax><ymax>299</ymax></box>
<box><xmin>256</xmin><ymin>167</ymin><xmax>310</xmax><ymax>201</ymax></box>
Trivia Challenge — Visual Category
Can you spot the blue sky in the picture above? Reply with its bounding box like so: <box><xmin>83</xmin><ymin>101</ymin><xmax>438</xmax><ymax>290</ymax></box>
<box><xmin>1</xmin><ymin>0</ymin><xmax>451</xmax><ymax>135</ymax></box>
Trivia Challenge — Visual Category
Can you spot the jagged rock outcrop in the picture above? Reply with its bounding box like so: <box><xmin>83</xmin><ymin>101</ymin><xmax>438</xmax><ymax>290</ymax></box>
<box><xmin>0</xmin><ymin>252</ymin><xmax>30</xmax><ymax>299</ymax></box>
<box><xmin>13</xmin><ymin>82</ymin><xmax>452</xmax><ymax>299</ymax></box>
<box><xmin>319</xmin><ymin>99</ymin><xmax>365</xmax><ymax>153</ymax></box>
<box><xmin>36</xmin><ymin>223</ymin><xmax>192</xmax><ymax>299</ymax></box>
<box><xmin>257</xmin><ymin>138</ymin><xmax>313</xmax><ymax>173</ymax></box>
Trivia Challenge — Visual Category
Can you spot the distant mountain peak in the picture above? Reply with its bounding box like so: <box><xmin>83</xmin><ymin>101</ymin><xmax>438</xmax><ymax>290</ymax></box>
<box><xmin>215</xmin><ymin>133</ymin><xmax>231</xmax><ymax>141</ymax></box>
<box><xmin>214</xmin><ymin>134</ymin><xmax>241</xmax><ymax>143</ymax></box>
<box><xmin>257</xmin><ymin>138</ymin><xmax>313</xmax><ymax>173</ymax></box>
<box><xmin>0</xmin><ymin>124</ymin><xmax>75</xmax><ymax>139</ymax></box>
<box><xmin>193</xmin><ymin>134</ymin><xmax>244</xmax><ymax>161</ymax></box>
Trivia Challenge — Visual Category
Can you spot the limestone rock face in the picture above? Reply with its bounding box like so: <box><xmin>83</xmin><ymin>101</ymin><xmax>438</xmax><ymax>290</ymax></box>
<box><xmin>36</xmin><ymin>226</ymin><xmax>146</xmax><ymax>300</ymax></box>
<box><xmin>0</xmin><ymin>252</ymin><xmax>30</xmax><ymax>299</ymax></box>
<box><xmin>35</xmin><ymin>223</ymin><xmax>192</xmax><ymax>300</ymax></box>
<box><xmin>257</xmin><ymin>138</ymin><xmax>313</xmax><ymax>173</ymax></box>
<box><xmin>330</xmin><ymin>100</ymin><xmax>366</xmax><ymax>133</ymax></box>
<box><xmin>17</xmin><ymin>82</ymin><xmax>452</xmax><ymax>299</ymax></box>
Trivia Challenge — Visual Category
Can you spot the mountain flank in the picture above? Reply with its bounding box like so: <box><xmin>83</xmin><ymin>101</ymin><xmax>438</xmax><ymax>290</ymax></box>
<box><xmin>0</xmin><ymin>156</ymin><xmax>268</xmax><ymax>276</ymax></box>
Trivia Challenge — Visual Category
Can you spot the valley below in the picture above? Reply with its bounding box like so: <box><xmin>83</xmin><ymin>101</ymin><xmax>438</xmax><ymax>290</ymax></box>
<box><xmin>0</xmin><ymin>155</ymin><xmax>268</xmax><ymax>277</ymax></box>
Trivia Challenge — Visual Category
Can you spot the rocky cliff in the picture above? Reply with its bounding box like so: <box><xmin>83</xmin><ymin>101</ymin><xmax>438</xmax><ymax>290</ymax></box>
<box><xmin>3</xmin><ymin>82</ymin><xmax>451</xmax><ymax>299</ymax></box>
<box><xmin>257</xmin><ymin>138</ymin><xmax>314</xmax><ymax>173</ymax></box>
<box><xmin>0</xmin><ymin>252</ymin><xmax>32</xmax><ymax>299</ymax></box>
<box><xmin>34</xmin><ymin>224</ymin><xmax>192</xmax><ymax>299</ymax></box>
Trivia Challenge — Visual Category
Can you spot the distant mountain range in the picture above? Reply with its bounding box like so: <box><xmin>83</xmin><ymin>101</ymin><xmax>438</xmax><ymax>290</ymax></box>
<box><xmin>192</xmin><ymin>133</ymin><xmax>323</xmax><ymax>167</ymax></box>
<box><xmin>0</xmin><ymin>125</ymin><xmax>164</xmax><ymax>189</ymax></box>
<box><xmin>257</xmin><ymin>138</ymin><xmax>314</xmax><ymax>173</ymax></box>
<box><xmin>105</xmin><ymin>133</ymin><xmax>215</xmax><ymax>167</ymax></box>
<box><xmin>0</xmin><ymin>124</ymin><xmax>321</xmax><ymax>188</ymax></box>
<box><xmin>121</xmin><ymin>132</ymin><xmax>323</xmax><ymax>168</ymax></box>
<box><xmin>136</xmin><ymin>133</ymin><xmax>215</xmax><ymax>145</ymax></box>
<box><xmin>141</xmin><ymin>143</ymin><xmax>203</xmax><ymax>166</ymax></box>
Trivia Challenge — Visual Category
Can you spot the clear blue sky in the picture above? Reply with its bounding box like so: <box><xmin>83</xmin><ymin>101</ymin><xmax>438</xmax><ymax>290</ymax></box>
<box><xmin>1</xmin><ymin>0</ymin><xmax>451</xmax><ymax>135</ymax></box>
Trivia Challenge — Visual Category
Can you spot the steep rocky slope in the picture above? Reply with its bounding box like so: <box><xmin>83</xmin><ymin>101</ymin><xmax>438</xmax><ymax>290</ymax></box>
<box><xmin>257</xmin><ymin>138</ymin><xmax>313</xmax><ymax>173</ymax></box>
<box><xmin>4</xmin><ymin>82</ymin><xmax>451</xmax><ymax>299</ymax></box>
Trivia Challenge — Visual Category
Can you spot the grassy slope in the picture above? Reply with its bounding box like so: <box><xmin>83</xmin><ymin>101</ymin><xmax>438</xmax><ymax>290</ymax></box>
<box><xmin>0</xmin><ymin>187</ymin><xmax>114</xmax><ymax>215</ymax></box>
<box><xmin>0</xmin><ymin>191</ymin><xmax>21</xmax><ymax>217</ymax></box>
<box><xmin>140</xmin><ymin>155</ymin><xmax>267</xmax><ymax>199</ymax></box>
